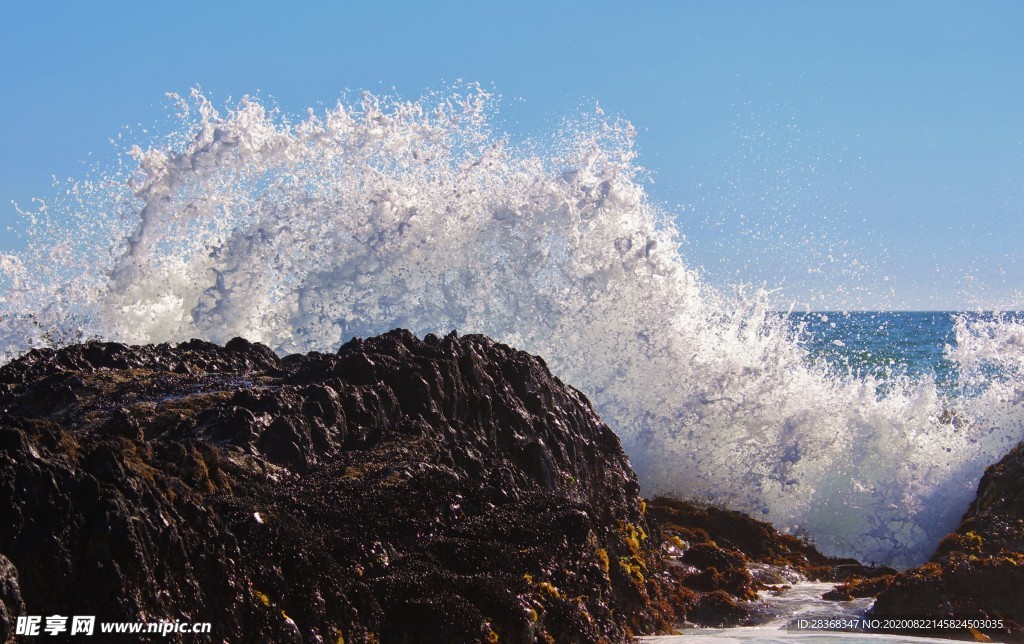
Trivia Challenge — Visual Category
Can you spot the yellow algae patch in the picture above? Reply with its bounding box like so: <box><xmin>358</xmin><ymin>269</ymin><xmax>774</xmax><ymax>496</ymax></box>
<box><xmin>968</xmin><ymin>627</ymin><xmax>993</xmax><ymax>642</ymax></box>
<box><xmin>536</xmin><ymin>581</ymin><xmax>562</xmax><ymax>599</ymax></box>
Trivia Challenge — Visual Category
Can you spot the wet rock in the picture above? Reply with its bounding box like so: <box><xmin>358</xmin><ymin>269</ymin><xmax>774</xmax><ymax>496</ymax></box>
<box><xmin>0</xmin><ymin>554</ymin><xmax>24</xmax><ymax>644</ymax></box>
<box><xmin>2</xmin><ymin>331</ymin><xmax>909</xmax><ymax>640</ymax></box>
<box><xmin>822</xmin><ymin>574</ymin><xmax>894</xmax><ymax>601</ymax></box>
<box><xmin>688</xmin><ymin>590</ymin><xmax>749</xmax><ymax>627</ymax></box>
<box><xmin>644</xmin><ymin>496</ymin><xmax>892</xmax><ymax>629</ymax></box>
<box><xmin>679</xmin><ymin>542</ymin><xmax>747</xmax><ymax>572</ymax></box>
<box><xmin>0</xmin><ymin>331</ymin><xmax>691</xmax><ymax>642</ymax></box>
<box><xmin>647</xmin><ymin>497</ymin><xmax>890</xmax><ymax>583</ymax></box>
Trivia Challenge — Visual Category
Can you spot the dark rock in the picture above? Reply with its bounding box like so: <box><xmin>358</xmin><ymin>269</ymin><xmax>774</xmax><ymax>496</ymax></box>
<box><xmin>0</xmin><ymin>554</ymin><xmax>24</xmax><ymax>644</ymax></box>
<box><xmin>646</xmin><ymin>497</ymin><xmax>891</xmax><ymax>583</ymax></box>
<box><xmin>822</xmin><ymin>574</ymin><xmax>894</xmax><ymax>601</ymax></box>
<box><xmin>2</xmin><ymin>330</ymin><xmax>912</xmax><ymax>641</ymax></box>
<box><xmin>679</xmin><ymin>543</ymin><xmax>747</xmax><ymax>573</ymax></box>
<box><xmin>644</xmin><ymin>496</ymin><xmax>893</xmax><ymax>629</ymax></box>
<box><xmin>0</xmin><ymin>331</ymin><xmax>694</xmax><ymax>642</ymax></box>
<box><xmin>688</xmin><ymin>590</ymin><xmax>749</xmax><ymax>627</ymax></box>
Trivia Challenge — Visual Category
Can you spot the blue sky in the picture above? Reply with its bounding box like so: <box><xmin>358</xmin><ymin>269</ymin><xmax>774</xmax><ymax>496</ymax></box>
<box><xmin>1</xmin><ymin>1</ymin><xmax>1022</xmax><ymax>310</ymax></box>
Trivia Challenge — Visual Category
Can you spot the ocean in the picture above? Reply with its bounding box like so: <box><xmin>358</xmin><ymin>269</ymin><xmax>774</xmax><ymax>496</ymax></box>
<box><xmin>1</xmin><ymin>88</ymin><xmax>1022</xmax><ymax>573</ymax></box>
<box><xmin>792</xmin><ymin>311</ymin><xmax>1011</xmax><ymax>393</ymax></box>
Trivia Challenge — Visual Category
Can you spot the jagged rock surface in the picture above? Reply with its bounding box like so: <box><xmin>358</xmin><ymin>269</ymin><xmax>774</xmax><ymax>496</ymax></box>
<box><xmin>0</xmin><ymin>331</ymin><xmax>689</xmax><ymax>643</ymax></box>
<box><xmin>0</xmin><ymin>554</ymin><xmax>23</xmax><ymax>643</ymax></box>
<box><xmin>1</xmin><ymin>330</ymin><xmax>923</xmax><ymax>642</ymax></box>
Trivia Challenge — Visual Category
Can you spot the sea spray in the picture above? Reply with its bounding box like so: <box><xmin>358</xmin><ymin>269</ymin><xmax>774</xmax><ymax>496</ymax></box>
<box><xmin>1</xmin><ymin>87</ymin><xmax>1022</xmax><ymax>567</ymax></box>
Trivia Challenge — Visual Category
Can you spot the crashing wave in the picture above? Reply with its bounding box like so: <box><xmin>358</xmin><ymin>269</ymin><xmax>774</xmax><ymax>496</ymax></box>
<box><xmin>1</xmin><ymin>87</ymin><xmax>1022</xmax><ymax>567</ymax></box>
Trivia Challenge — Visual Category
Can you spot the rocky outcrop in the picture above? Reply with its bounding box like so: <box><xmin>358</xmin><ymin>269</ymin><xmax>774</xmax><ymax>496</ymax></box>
<box><xmin>645</xmin><ymin>497</ymin><xmax>892</xmax><ymax>628</ymax></box>
<box><xmin>0</xmin><ymin>330</ymin><xmax>923</xmax><ymax>642</ymax></box>
<box><xmin>827</xmin><ymin>442</ymin><xmax>1024</xmax><ymax>642</ymax></box>
<box><xmin>0</xmin><ymin>331</ymin><xmax>700</xmax><ymax>642</ymax></box>
<box><xmin>648</xmin><ymin>497</ymin><xmax>889</xmax><ymax>582</ymax></box>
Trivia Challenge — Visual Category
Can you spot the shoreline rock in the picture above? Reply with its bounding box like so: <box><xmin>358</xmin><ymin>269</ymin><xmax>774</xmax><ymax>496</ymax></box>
<box><xmin>1</xmin><ymin>331</ymin><xmax>666</xmax><ymax>641</ymax></box>
<box><xmin>3</xmin><ymin>330</ymin><xmax>1000</xmax><ymax>642</ymax></box>
<box><xmin>645</xmin><ymin>496</ymin><xmax>893</xmax><ymax>628</ymax></box>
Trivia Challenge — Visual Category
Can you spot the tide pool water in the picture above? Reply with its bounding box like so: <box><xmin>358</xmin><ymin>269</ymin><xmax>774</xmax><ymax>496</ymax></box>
<box><xmin>1</xmin><ymin>89</ymin><xmax>1022</xmax><ymax>568</ymax></box>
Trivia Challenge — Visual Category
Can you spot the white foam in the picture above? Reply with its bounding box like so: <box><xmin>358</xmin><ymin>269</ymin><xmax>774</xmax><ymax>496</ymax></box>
<box><xmin>2</xmin><ymin>88</ymin><xmax>1022</xmax><ymax>567</ymax></box>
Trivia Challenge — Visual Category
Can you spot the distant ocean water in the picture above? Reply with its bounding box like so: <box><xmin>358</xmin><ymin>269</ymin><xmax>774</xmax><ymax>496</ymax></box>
<box><xmin>1</xmin><ymin>88</ymin><xmax>1022</xmax><ymax>569</ymax></box>
<box><xmin>792</xmin><ymin>311</ymin><xmax>997</xmax><ymax>392</ymax></box>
